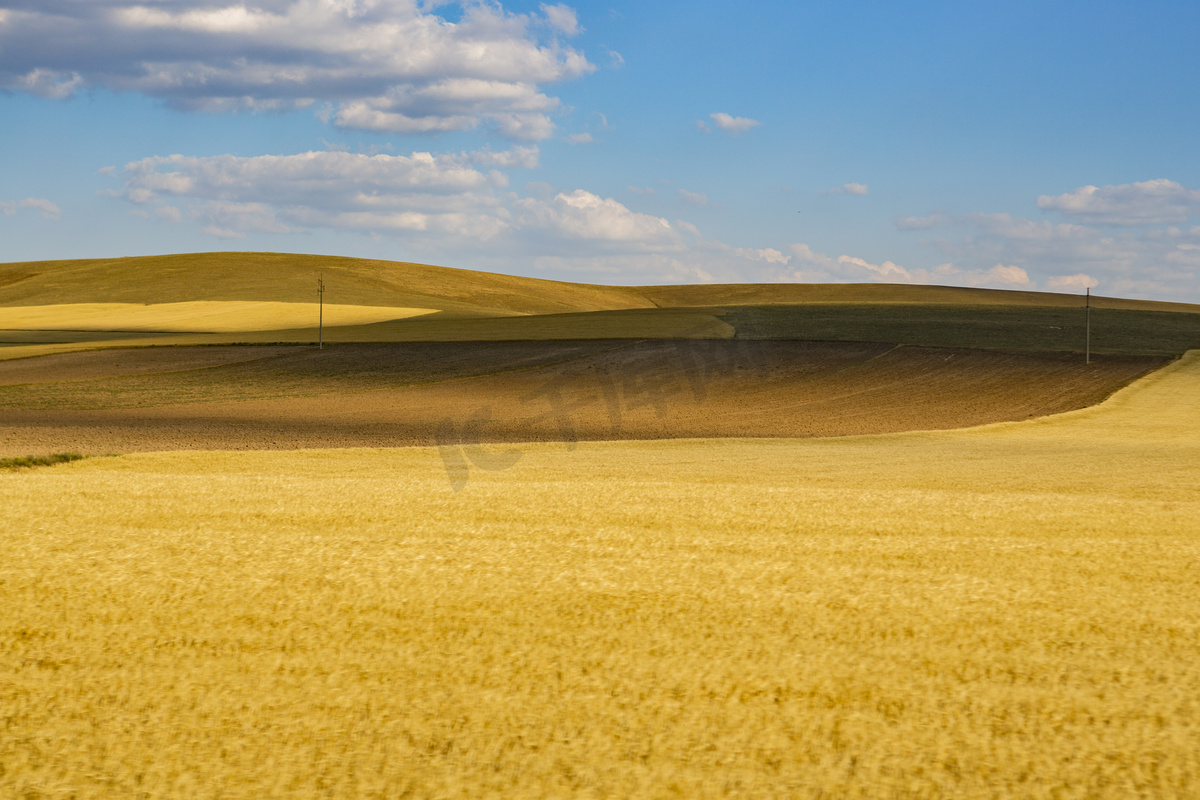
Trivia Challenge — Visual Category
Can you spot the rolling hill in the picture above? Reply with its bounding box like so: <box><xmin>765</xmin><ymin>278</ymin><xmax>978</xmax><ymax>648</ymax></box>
<box><xmin>1</xmin><ymin>251</ymin><xmax>1198</xmax><ymax>360</ymax></box>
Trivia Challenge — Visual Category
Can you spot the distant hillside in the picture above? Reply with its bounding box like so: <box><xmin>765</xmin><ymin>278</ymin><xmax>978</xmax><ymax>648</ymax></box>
<box><xmin>0</xmin><ymin>252</ymin><xmax>653</xmax><ymax>317</ymax></box>
<box><xmin>4</xmin><ymin>251</ymin><xmax>1199</xmax><ymax>314</ymax></box>
<box><xmin>1</xmin><ymin>252</ymin><xmax>1198</xmax><ymax>358</ymax></box>
<box><xmin>638</xmin><ymin>282</ymin><xmax>1200</xmax><ymax>313</ymax></box>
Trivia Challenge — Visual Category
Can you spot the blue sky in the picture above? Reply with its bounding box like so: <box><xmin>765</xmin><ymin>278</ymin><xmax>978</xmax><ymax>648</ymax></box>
<box><xmin>3</xmin><ymin>0</ymin><xmax>1200</xmax><ymax>300</ymax></box>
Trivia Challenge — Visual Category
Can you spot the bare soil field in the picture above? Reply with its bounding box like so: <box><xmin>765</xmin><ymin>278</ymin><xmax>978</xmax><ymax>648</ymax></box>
<box><xmin>0</xmin><ymin>341</ymin><xmax>1165</xmax><ymax>456</ymax></box>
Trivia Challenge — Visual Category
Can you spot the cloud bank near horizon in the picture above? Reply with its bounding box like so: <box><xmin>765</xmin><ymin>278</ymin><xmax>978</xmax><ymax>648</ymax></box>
<box><xmin>110</xmin><ymin>146</ymin><xmax>1200</xmax><ymax>298</ymax></box>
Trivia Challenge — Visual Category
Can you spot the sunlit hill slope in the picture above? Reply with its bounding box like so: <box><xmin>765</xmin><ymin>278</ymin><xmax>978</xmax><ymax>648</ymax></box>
<box><xmin>1</xmin><ymin>251</ymin><xmax>1199</xmax><ymax>357</ymax></box>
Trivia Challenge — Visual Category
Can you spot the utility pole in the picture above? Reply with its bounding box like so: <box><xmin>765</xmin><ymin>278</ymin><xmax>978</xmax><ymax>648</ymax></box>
<box><xmin>317</xmin><ymin>273</ymin><xmax>325</xmax><ymax>350</ymax></box>
<box><xmin>1085</xmin><ymin>286</ymin><xmax>1091</xmax><ymax>365</ymax></box>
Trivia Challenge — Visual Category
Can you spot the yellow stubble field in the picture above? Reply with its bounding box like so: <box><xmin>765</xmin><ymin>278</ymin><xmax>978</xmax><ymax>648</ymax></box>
<box><xmin>1</xmin><ymin>353</ymin><xmax>1198</xmax><ymax>798</ymax></box>
<box><xmin>0</xmin><ymin>302</ymin><xmax>435</xmax><ymax>334</ymax></box>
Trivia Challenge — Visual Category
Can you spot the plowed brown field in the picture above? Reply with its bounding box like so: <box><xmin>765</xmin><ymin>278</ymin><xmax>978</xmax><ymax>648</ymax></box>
<box><xmin>0</xmin><ymin>341</ymin><xmax>1165</xmax><ymax>456</ymax></box>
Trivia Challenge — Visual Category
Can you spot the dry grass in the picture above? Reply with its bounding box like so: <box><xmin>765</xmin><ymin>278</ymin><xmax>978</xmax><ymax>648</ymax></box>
<box><xmin>6</xmin><ymin>252</ymin><xmax>1198</xmax><ymax>314</ymax></box>
<box><xmin>0</xmin><ymin>302</ymin><xmax>434</xmax><ymax>333</ymax></box>
<box><xmin>0</xmin><ymin>252</ymin><xmax>652</xmax><ymax>315</ymax></box>
<box><xmin>1</xmin><ymin>353</ymin><xmax>1197</xmax><ymax>798</ymax></box>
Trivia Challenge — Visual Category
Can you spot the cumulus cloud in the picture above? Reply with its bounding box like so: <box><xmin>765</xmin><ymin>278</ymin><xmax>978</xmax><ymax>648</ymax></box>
<box><xmin>896</xmin><ymin>214</ymin><xmax>948</xmax><ymax>230</ymax></box>
<box><xmin>0</xmin><ymin>1</ymin><xmax>593</xmax><ymax>139</ymax></box>
<box><xmin>540</xmin><ymin>3</ymin><xmax>580</xmax><ymax>36</ymax></box>
<box><xmin>677</xmin><ymin>189</ymin><xmax>709</xmax><ymax>207</ymax></box>
<box><xmin>983</xmin><ymin>265</ymin><xmax>1033</xmax><ymax>287</ymax></box>
<box><xmin>513</xmin><ymin>190</ymin><xmax>681</xmax><ymax>251</ymax></box>
<box><xmin>105</xmin><ymin>145</ymin><xmax>1200</xmax><ymax>300</ymax></box>
<box><xmin>0</xmin><ymin>197</ymin><xmax>60</xmax><ymax>220</ymax></box>
<box><xmin>739</xmin><ymin>247</ymin><xmax>790</xmax><ymax>265</ymax></box>
<box><xmin>116</xmin><ymin>144</ymin><xmax>688</xmax><ymax>253</ymax></box>
<box><xmin>123</xmin><ymin>149</ymin><xmax>505</xmax><ymax>202</ymax></box>
<box><xmin>155</xmin><ymin>205</ymin><xmax>183</xmax><ymax>223</ymax></box>
<box><xmin>901</xmin><ymin>209</ymin><xmax>1200</xmax><ymax>300</ymax></box>
<box><xmin>829</xmin><ymin>183</ymin><xmax>869</xmax><ymax>196</ymax></box>
<box><xmin>470</xmin><ymin>146</ymin><xmax>540</xmax><ymax>169</ymax></box>
<box><xmin>1037</xmin><ymin>179</ymin><xmax>1200</xmax><ymax>226</ymax></box>
<box><xmin>1046</xmin><ymin>273</ymin><xmax>1098</xmax><ymax>291</ymax></box>
<box><xmin>708</xmin><ymin>112</ymin><xmax>760</xmax><ymax>134</ymax></box>
<box><xmin>119</xmin><ymin>147</ymin><xmax>534</xmax><ymax>238</ymax></box>
<box><xmin>781</xmin><ymin>243</ymin><xmax>1037</xmax><ymax>290</ymax></box>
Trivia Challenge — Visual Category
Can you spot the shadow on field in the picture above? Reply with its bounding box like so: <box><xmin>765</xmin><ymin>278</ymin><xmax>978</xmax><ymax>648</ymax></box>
<box><xmin>0</xmin><ymin>340</ymin><xmax>1167</xmax><ymax>457</ymax></box>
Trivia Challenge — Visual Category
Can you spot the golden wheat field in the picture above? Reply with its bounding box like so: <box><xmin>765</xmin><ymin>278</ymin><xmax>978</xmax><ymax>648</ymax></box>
<box><xmin>1</xmin><ymin>352</ymin><xmax>1199</xmax><ymax>798</ymax></box>
<box><xmin>0</xmin><ymin>302</ymin><xmax>435</xmax><ymax>333</ymax></box>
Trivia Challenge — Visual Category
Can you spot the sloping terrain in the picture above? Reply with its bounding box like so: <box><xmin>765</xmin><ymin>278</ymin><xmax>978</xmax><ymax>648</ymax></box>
<box><xmin>0</xmin><ymin>341</ymin><xmax>1164</xmax><ymax>456</ymax></box>
<box><xmin>0</xmin><ymin>252</ymin><xmax>652</xmax><ymax>315</ymax></box>
<box><xmin>0</xmin><ymin>251</ymin><xmax>1192</xmax><ymax>456</ymax></box>
<box><xmin>639</xmin><ymin>280</ymin><xmax>1200</xmax><ymax>312</ymax></box>
<box><xmin>2</xmin><ymin>252</ymin><xmax>1198</xmax><ymax>360</ymax></box>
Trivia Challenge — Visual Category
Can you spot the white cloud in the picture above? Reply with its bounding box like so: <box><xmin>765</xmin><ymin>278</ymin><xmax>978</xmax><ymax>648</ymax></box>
<box><xmin>1</xmin><ymin>197</ymin><xmax>60</xmax><ymax>220</ymax></box>
<box><xmin>1036</xmin><ymin>179</ymin><xmax>1200</xmax><ymax>226</ymax></box>
<box><xmin>154</xmin><ymin>205</ymin><xmax>183</xmax><ymax>223</ymax></box>
<box><xmin>834</xmin><ymin>255</ymin><xmax>913</xmax><ymax>281</ymax></box>
<box><xmin>566</xmin><ymin>132</ymin><xmax>593</xmax><ymax>144</ymax></box>
<box><xmin>192</xmin><ymin>201</ymin><xmax>294</xmax><ymax>235</ymax></box>
<box><xmin>829</xmin><ymin>183</ymin><xmax>869</xmax><ymax>196</ymax></box>
<box><xmin>106</xmin><ymin>144</ymin><xmax>1200</xmax><ymax>300</ymax></box>
<box><xmin>982</xmin><ymin>264</ymin><xmax>1032</xmax><ymax>287</ymax></box>
<box><xmin>678</xmin><ymin>189</ymin><xmax>709</xmax><ymax>207</ymax></box>
<box><xmin>709</xmin><ymin>112</ymin><xmax>761</xmax><ymax>134</ymax></box>
<box><xmin>14</xmin><ymin>67</ymin><xmax>84</xmax><ymax>99</ymax></box>
<box><xmin>117</xmin><ymin>145</ymin><xmax>684</xmax><ymax>253</ymax></box>
<box><xmin>896</xmin><ymin>214</ymin><xmax>948</xmax><ymax>230</ymax></box>
<box><xmin>119</xmin><ymin>147</ymin><xmax>535</xmax><ymax>239</ymax></box>
<box><xmin>1046</xmin><ymin>274</ymin><xmax>1098</xmax><ymax>291</ymax></box>
<box><xmin>905</xmin><ymin>209</ymin><xmax>1200</xmax><ymax>300</ymax></box>
<box><xmin>782</xmin><ymin>244</ymin><xmax>1038</xmax><ymax>290</ymax></box>
<box><xmin>471</xmin><ymin>146</ymin><xmax>540</xmax><ymax>169</ymax></box>
<box><xmin>737</xmin><ymin>247</ymin><xmax>789</xmax><ymax>265</ymax></box>
<box><xmin>202</xmin><ymin>226</ymin><xmax>245</xmax><ymax>240</ymax></box>
<box><xmin>0</xmin><ymin>1</ymin><xmax>593</xmax><ymax>140</ymax></box>
<box><xmin>604</xmin><ymin>47</ymin><xmax>624</xmax><ymax>68</ymax></box>
<box><xmin>541</xmin><ymin>4</ymin><xmax>580</xmax><ymax>36</ymax></box>
<box><xmin>696</xmin><ymin>120</ymin><xmax>711</xmax><ymax>134</ymax></box>
<box><xmin>123</xmin><ymin>149</ymin><xmax>517</xmax><ymax>206</ymax></box>
<box><xmin>514</xmin><ymin>190</ymin><xmax>680</xmax><ymax>250</ymax></box>
<box><xmin>627</xmin><ymin>186</ymin><xmax>655</xmax><ymax>196</ymax></box>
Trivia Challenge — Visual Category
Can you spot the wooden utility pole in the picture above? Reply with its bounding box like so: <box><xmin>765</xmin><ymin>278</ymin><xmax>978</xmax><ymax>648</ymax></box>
<box><xmin>318</xmin><ymin>273</ymin><xmax>325</xmax><ymax>350</ymax></box>
<box><xmin>1085</xmin><ymin>286</ymin><xmax>1091</xmax><ymax>365</ymax></box>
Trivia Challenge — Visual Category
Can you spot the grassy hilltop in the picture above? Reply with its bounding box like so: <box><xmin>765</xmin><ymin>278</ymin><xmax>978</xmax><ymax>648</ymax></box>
<box><xmin>2</xmin><ymin>251</ymin><xmax>1199</xmax><ymax>357</ymax></box>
